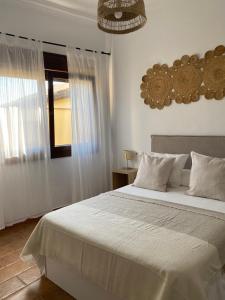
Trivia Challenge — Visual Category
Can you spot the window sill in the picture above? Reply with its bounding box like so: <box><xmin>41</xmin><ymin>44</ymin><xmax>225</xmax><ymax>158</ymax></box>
<box><xmin>51</xmin><ymin>145</ymin><xmax>71</xmax><ymax>159</ymax></box>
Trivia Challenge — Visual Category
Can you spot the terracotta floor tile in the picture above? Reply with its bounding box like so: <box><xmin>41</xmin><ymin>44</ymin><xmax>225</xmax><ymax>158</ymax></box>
<box><xmin>0</xmin><ymin>250</ymin><xmax>20</xmax><ymax>269</ymax></box>
<box><xmin>9</xmin><ymin>237</ymin><xmax>27</xmax><ymax>251</ymax></box>
<box><xmin>5</xmin><ymin>285</ymin><xmax>44</xmax><ymax>300</ymax></box>
<box><xmin>18</xmin><ymin>265</ymin><xmax>41</xmax><ymax>285</ymax></box>
<box><xmin>0</xmin><ymin>229</ymin><xmax>21</xmax><ymax>240</ymax></box>
<box><xmin>0</xmin><ymin>259</ymin><xmax>33</xmax><ymax>283</ymax></box>
<box><xmin>39</xmin><ymin>277</ymin><xmax>75</xmax><ymax>299</ymax></box>
<box><xmin>6</xmin><ymin>277</ymin><xmax>75</xmax><ymax>300</ymax></box>
<box><xmin>0</xmin><ymin>235</ymin><xmax>14</xmax><ymax>247</ymax></box>
<box><xmin>16</xmin><ymin>229</ymin><xmax>33</xmax><ymax>239</ymax></box>
<box><xmin>0</xmin><ymin>220</ymin><xmax>74</xmax><ymax>300</ymax></box>
<box><xmin>0</xmin><ymin>244</ymin><xmax>15</xmax><ymax>258</ymax></box>
<box><xmin>0</xmin><ymin>234</ymin><xmax>26</xmax><ymax>258</ymax></box>
<box><xmin>0</xmin><ymin>276</ymin><xmax>25</xmax><ymax>299</ymax></box>
<box><xmin>16</xmin><ymin>220</ymin><xmax>39</xmax><ymax>237</ymax></box>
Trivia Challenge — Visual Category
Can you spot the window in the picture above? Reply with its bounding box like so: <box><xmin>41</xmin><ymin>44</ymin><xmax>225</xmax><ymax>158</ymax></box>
<box><xmin>1</xmin><ymin>51</ymin><xmax>98</xmax><ymax>161</ymax></box>
<box><xmin>44</xmin><ymin>52</ymin><xmax>72</xmax><ymax>158</ymax></box>
<box><xmin>44</xmin><ymin>52</ymin><xmax>97</xmax><ymax>159</ymax></box>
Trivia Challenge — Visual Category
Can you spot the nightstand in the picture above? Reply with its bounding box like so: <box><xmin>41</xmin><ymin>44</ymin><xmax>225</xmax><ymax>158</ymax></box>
<box><xmin>112</xmin><ymin>168</ymin><xmax>138</xmax><ymax>189</ymax></box>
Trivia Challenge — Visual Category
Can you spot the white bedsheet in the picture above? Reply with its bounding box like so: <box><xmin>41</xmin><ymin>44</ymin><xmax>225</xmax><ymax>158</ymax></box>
<box><xmin>118</xmin><ymin>185</ymin><xmax>225</xmax><ymax>214</ymax></box>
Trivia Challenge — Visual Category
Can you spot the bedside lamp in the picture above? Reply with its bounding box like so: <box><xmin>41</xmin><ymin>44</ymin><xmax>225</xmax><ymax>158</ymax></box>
<box><xmin>123</xmin><ymin>150</ymin><xmax>137</xmax><ymax>169</ymax></box>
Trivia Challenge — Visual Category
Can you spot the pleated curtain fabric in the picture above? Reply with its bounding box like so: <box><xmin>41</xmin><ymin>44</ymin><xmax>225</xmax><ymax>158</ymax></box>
<box><xmin>0</xmin><ymin>34</ymin><xmax>52</xmax><ymax>229</ymax></box>
<box><xmin>67</xmin><ymin>48</ymin><xmax>112</xmax><ymax>202</ymax></box>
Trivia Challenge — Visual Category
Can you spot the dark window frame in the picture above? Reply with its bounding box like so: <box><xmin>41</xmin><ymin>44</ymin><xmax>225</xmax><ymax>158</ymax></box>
<box><xmin>44</xmin><ymin>52</ymin><xmax>98</xmax><ymax>159</ymax></box>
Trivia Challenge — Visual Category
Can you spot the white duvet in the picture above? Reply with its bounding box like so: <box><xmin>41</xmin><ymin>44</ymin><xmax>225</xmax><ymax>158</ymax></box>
<box><xmin>22</xmin><ymin>186</ymin><xmax>225</xmax><ymax>300</ymax></box>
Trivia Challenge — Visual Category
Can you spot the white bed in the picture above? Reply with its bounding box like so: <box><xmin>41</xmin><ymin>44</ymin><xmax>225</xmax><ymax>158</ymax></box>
<box><xmin>22</xmin><ymin>135</ymin><xmax>225</xmax><ymax>300</ymax></box>
<box><xmin>22</xmin><ymin>185</ymin><xmax>225</xmax><ymax>300</ymax></box>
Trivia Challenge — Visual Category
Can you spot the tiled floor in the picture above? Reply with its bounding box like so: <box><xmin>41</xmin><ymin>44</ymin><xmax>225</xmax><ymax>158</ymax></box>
<box><xmin>0</xmin><ymin>219</ymin><xmax>74</xmax><ymax>299</ymax></box>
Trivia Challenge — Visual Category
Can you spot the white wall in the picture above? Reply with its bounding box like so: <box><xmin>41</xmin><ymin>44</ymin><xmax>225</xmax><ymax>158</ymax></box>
<box><xmin>0</xmin><ymin>0</ymin><xmax>108</xmax><ymax>218</ymax></box>
<box><xmin>111</xmin><ymin>0</ymin><xmax>225</xmax><ymax>168</ymax></box>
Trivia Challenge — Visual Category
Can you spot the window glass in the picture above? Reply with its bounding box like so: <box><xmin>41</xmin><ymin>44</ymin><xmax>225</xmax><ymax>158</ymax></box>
<box><xmin>0</xmin><ymin>76</ymin><xmax>40</xmax><ymax>161</ymax></box>
<box><xmin>53</xmin><ymin>79</ymin><xmax>72</xmax><ymax>146</ymax></box>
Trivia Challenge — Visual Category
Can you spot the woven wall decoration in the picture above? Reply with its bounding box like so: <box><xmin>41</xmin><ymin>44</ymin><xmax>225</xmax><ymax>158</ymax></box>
<box><xmin>170</xmin><ymin>55</ymin><xmax>202</xmax><ymax>104</ymax></box>
<box><xmin>140</xmin><ymin>45</ymin><xmax>225</xmax><ymax>109</ymax></box>
<box><xmin>202</xmin><ymin>45</ymin><xmax>225</xmax><ymax>100</ymax></box>
<box><xmin>140</xmin><ymin>64</ymin><xmax>173</xmax><ymax>109</ymax></box>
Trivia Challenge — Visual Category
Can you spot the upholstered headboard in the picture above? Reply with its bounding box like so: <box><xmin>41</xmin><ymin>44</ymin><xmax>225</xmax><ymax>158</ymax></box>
<box><xmin>151</xmin><ymin>135</ymin><xmax>225</xmax><ymax>169</ymax></box>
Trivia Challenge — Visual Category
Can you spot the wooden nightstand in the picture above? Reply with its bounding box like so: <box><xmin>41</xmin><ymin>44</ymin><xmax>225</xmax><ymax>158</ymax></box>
<box><xmin>112</xmin><ymin>168</ymin><xmax>138</xmax><ymax>189</ymax></box>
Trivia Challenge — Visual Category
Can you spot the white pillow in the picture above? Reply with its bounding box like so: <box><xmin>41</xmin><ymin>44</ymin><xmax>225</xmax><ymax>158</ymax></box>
<box><xmin>150</xmin><ymin>152</ymin><xmax>189</xmax><ymax>187</ymax></box>
<box><xmin>133</xmin><ymin>154</ymin><xmax>175</xmax><ymax>192</ymax></box>
<box><xmin>187</xmin><ymin>152</ymin><xmax>225</xmax><ymax>201</ymax></box>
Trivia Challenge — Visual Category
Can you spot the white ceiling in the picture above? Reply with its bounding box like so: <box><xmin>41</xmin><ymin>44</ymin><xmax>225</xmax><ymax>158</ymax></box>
<box><xmin>20</xmin><ymin>0</ymin><xmax>150</xmax><ymax>22</ymax></box>
<box><xmin>21</xmin><ymin>0</ymin><xmax>98</xmax><ymax>20</ymax></box>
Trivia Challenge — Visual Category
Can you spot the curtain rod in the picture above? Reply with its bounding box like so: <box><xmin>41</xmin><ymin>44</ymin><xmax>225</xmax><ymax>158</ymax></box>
<box><xmin>0</xmin><ymin>32</ymin><xmax>111</xmax><ymax>56</ymax></box>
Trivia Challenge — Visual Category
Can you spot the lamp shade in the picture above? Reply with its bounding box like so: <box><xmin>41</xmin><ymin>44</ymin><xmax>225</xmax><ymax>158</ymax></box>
<box><xmin>97</xmin><ymin>0</ymin><xmax>147</xmax><ymax>34</ymax></box>
<box><xmin>123</xmin><ymin>150</ymin><xmax>137</xmax><ymax>161</ymax></box>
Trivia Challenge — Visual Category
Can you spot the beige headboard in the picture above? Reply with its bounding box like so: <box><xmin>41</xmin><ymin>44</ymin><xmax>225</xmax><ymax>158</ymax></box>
<box><xmin>151</xmin><ymin>135</ymin><xmax>225</xmax><ymax>169</ymax></box>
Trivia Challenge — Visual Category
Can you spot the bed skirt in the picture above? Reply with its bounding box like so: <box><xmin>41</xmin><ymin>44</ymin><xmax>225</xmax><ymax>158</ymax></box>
<box><xmin>46</xmin><ymin>257</ymin><xmax>225</xmax><ymax>300</ymax></box>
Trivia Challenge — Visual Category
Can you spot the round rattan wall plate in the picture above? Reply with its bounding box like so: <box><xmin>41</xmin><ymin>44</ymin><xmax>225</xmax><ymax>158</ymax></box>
<box><xmin>202</xmin><ymin>45</ymin><xmax>225</xmax><ymax>100</ymax></box>
<box><xmin>171</xmin><ymin>55</ymin><xmax>203</xmax><ymax>104</ymax></box>
<box><xmin>140</xmin><ymin>64</ymin><xmax>173</xmax><ymax>109</ymax></box>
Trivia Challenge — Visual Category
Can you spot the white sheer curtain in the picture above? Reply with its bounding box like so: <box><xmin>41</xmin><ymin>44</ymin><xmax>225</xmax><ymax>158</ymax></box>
<box><xmin>0</xmin><ymin>34</ymin><xmax>52</xmax><ymax>229</ymax></box>
<box><xmin>67</xmin><ymin>48</ymin><xmax>111</xmax><ymax>202</ymax></box>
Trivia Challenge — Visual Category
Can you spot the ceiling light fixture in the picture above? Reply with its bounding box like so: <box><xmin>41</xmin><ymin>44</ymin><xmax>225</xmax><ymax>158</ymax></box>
<box><xmin>97</xmin><ymin>0</ymin><xmax>147</xmax><ymax>34</ymax></box>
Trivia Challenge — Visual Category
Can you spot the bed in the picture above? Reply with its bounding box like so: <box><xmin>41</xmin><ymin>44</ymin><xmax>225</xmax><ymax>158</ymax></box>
<box><xmin>22</xmin><ymin>135</ymin><xmax>225</xmax><ymax>300</ymax></box>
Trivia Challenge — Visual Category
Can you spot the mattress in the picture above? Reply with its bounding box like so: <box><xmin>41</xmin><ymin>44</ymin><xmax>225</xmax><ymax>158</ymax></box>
<box><xmin>22</xmin><ymin>186</ymin><xmax>225</xmax><ymax>300</ymax></box>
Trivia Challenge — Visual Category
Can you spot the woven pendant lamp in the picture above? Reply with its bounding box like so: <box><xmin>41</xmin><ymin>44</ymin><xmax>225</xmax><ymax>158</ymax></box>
<box><xmin>98</xmin><ymin>0</ymin><xmax>147</xmax><ymax>34</ymax></box>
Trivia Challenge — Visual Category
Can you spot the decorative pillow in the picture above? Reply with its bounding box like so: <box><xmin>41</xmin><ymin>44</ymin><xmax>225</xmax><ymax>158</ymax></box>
<box><xmin>187</xmin><ymin>152</ymin><xmax>225</xmax><ymax>201</ymax></box>
<box><xmin>150</xmin><ymin>152</ymin><xmax>189</xmax><ymax>187</ymax></box>
<box><xmin>181</xmin><ymin>169</ymin><xmax>191</xmax><ymax>187</ymax></box>
<box><xmin>133</xmin><ymin>154</ymin><xmax>175</xmax><ymax>192</ymax></box>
